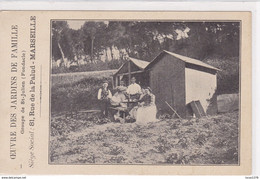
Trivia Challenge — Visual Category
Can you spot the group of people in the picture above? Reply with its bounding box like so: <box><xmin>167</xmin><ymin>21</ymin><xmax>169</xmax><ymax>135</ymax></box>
<box><xmin>97</xmin><ymin>77</ymin><xmax>157</xmax><ymax>124</ymax></box>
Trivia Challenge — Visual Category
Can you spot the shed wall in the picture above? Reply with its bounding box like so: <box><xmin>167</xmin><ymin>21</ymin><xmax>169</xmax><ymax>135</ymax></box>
<box><xmin>149</xmin><ymin>54</ymin><xmax>186</xmax><ymax>117</ymax></box>
<box><xmin>185</xmin><ymin>68</ymin><xmax>217</xmax><ymax>115</ymax></box>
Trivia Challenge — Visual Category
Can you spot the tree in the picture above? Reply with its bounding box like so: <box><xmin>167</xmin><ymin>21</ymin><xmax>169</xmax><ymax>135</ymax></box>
<box><xmin>81</xmin><ymin>21</ymin><xmax>108</xmax><ymax>62</ymax></box>
<box><xmin>52</xmin><ymin>21</ymin><xmax>70</xmax><ymax>66</ymax></box>
<box><xmin>184</xmin><ymin>22</ymin><xmax>240</xmax><ymax>59</ymax></box>
<box><xmin>52</xmin><ymin>20</ymin><xmax>240</xmax><ymax>72</ymax></box>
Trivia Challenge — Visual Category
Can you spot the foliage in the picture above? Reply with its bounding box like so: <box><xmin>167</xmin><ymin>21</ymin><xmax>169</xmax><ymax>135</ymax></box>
<box><xmin>52</xmin><ymin>59</ymin><xmax>126</xmax><ymax>74</ymax></box>
<box><xmin>183</xmin><ymin>22</ymin><xmax>239</xmax><ymax>59</ymax></box>
<box><xmin>51</xmin><ymin>21</ymin><xmax>240</xmax><ymax>94</ymax></box>
<box><xmin>51</xmin><ymin>76</ymin><xmax>113</xmax><ymax>113</ymax></box>
<box><xmin>206</xmin><ymin>57</ymin><xmax>239</xmax><ymax>94</ymax></box>
<box><xmin>50</xmin><ymin>111</ymin><xmax>239</xmax><ymax>164</ymax></box>
<box><xmin>51</xmin><ymin>21</ymin><xmax>240</xmax><ymax>69</ymax></box>
<box><xmin>51</xmin><ymin>70</ymin><xmax>116</xmax><ymax>87</ymax></box>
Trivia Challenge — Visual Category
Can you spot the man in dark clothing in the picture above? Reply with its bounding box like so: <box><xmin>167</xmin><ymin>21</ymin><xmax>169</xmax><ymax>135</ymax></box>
<box><xmin>97</xmin><ymin>81</ymin><xmax>112</xmax><ymax>117</ymax></box>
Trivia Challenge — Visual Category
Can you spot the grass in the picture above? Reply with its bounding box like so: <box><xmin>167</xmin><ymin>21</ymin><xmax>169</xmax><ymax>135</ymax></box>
<box><xmin>51</xmin><ymin>69</ymin><xmax>116</xmax><ymax>88</ymax></box>
<box><xmin>50</xmin><ymin>111</ymin><xmax>239</xmax><ymax>165</ymax></box>
<box><xmin>51</xmin><ymin>70</ymin><xmax>116</xmax><ymax>113</ymax></box>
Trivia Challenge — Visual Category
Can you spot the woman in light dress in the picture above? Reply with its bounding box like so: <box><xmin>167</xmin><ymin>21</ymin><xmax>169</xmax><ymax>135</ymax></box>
<box><xmin>129</xmin><ymin>87</ymin><xmax>157</xmax><ymax>124</ymax></box>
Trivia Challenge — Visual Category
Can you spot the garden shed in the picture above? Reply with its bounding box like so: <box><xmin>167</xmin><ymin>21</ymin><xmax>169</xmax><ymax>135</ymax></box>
<box><xmin>145</xmin><ymin>50</ymin><xmax>220</xmax><ymax>118</ymax></box>
<box><xmin>113</xmin><ymin>57</ymin><xmax>150</xmax><ymax>87</ymax></box>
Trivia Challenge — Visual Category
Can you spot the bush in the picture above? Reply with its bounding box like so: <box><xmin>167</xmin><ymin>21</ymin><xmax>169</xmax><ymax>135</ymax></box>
<box><xmin>51</xmin><ymin>76</ymin><xmax>113</xmax><ymax>113</ymax></box>
<box><xmin>52</xmin><ymin>59</ymin><xmax>126</xmax><ymax>74</ymax></box>
<box><xmin>205</xmin><ymin>57</ymin><xmax>239</xmax><ymax>94</ymax></box>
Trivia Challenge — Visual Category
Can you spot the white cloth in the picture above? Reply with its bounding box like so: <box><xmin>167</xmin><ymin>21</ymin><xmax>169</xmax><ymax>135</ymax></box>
<box><xmin>110</xmin><ymin>92</ymin><xmax>127</xmax><ymax>107</ymax></box>
<box><xmin>126</xmin><ymin>83</ymin><xmax>141</xmax><ymax>95</ymax></box>
<box><xmin>130</xmin><ymin>105</ymin><xmax>157</xmax><ymax>124</ymax></box>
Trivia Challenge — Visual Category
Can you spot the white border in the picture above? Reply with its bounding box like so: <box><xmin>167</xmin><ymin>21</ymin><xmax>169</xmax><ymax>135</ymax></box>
<box><xmin>0</xmin><ymin>1</ymin><xmax>257</xmax><ymax>11</ymax></box>
<box><xmin>0</xmin><ymin>1</ymin><xmax>259</xmax><ymax>178</ymax></box>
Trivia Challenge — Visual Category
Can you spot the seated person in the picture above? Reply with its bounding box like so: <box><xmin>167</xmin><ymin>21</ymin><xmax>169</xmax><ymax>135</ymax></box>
<box><xmin>126</xmin><ymin>77</ymin><xmax>142</xmax><ymax>101</ymax></box>
<box><xmin>116</xmin><ymin>80</ymin><xmax>127</xmax><ymax>95</ymax></box>
<box><xmin>128</xmin><ymin>87</ymin><xmax>157</xmax><ymax>124</ymax></box>
<box><xmin>110</xmin><ymin>86</ymin><xmax>127</xmax><ymax>121</ymax></box>
<box><xmin>110</xmin><ymin>86</ymin><xmax>127</xmax><ymax>108</ymax></box>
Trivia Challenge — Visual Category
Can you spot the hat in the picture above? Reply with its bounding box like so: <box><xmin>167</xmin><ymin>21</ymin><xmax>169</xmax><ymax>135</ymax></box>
<box><xmin>116</xmin><ymin>86</ymin><xmax>127</xmax><ymax>92</ymax></box>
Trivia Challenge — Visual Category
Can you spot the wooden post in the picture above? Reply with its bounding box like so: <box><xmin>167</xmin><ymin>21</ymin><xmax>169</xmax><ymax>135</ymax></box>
<box><xmin>115</xmin><ymin>76</ymin><xmax>118</xmax><ymax>87</ymax></box>
<box><xmin>118</xmin><ymin>76</ymin><xmax>120</xmax><ymax>86</ymax></box>
<box><xmin>112</xmin><ymin>76</ymin><xmax>115</xmax><ymax>89</ymax></box>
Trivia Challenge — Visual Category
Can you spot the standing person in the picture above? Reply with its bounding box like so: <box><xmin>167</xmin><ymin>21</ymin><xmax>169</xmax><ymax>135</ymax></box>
<box><xmin>126</xmin><ymin>77</ymin><xmax>142</xmax><ymax>101</ymax></box>
<box><xmin>97</xmin><ymin>81</ymin><xmax>112</xmax><ymax>117</ymax></box>
<box><xmin>119</xmin><ymin>80</ymin><xmax>126</xmax><ymax>87</ymax></box>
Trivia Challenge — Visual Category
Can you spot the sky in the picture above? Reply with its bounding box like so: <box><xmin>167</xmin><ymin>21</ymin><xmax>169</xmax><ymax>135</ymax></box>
<box><xmin>67</xmin><ymin>20</ymin><xmax>109</xmax><ymax>30</ymax></box>
<box><xmin>67</xmin><ymin>20</ymin><xmax>85</xmax><ymax>30</ymax></box>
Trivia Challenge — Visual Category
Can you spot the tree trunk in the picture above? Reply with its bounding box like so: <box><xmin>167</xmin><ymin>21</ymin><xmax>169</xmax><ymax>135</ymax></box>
<box><xmin>105</xmin><ymin>48</ymin><xmax>108</xmax><ymax>61</ymax></box>
<box><xmin>128</xmin><ymin>60</ymin><xmax>131</xmax><ymax>86</ymax></box>
<box><xmin>110</xmin><ymin>46</ymin><xmax>114</xmax><ymax>60</ymax></box>
<box><xmin>57</xmin><ymin>42</ymin><xmax>65</xmax><ymax>67</ymax></box>
<box><xmin>90</xmin><ymin>37</ymin><xmax>95</xmax><ymax>62</ymax></box>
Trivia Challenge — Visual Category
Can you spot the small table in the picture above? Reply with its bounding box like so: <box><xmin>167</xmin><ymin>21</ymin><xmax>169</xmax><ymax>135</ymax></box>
<box><xmin>121</xmin><ymin>100</ymin><xmax>139</xmax><ymax>108</ymax></box>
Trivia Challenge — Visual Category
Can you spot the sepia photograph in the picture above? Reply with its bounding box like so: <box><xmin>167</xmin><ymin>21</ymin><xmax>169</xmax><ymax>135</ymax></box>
<box><xmin>49</xmin><ymin>20</ymin><xmax>240</xmax><ymax>165</ymax></box>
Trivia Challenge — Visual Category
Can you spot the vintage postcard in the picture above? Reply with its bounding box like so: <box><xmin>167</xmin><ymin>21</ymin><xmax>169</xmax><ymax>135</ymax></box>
<box><xmin>0</xmin><ymin>11</ymin><xmax>251</xmax><ymax>175</ymax></box>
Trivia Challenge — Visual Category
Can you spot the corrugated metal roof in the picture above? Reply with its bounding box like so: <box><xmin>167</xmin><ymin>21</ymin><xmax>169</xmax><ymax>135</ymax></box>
<box><xmin>128</xmin><ymin>57</ymin><xmax>149</xmax><ymax>69</ymax></box>
<box><xmin>163</xmin><ymin>50</ymin><xmax>220</xmax><ymax>71</ymax></box>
